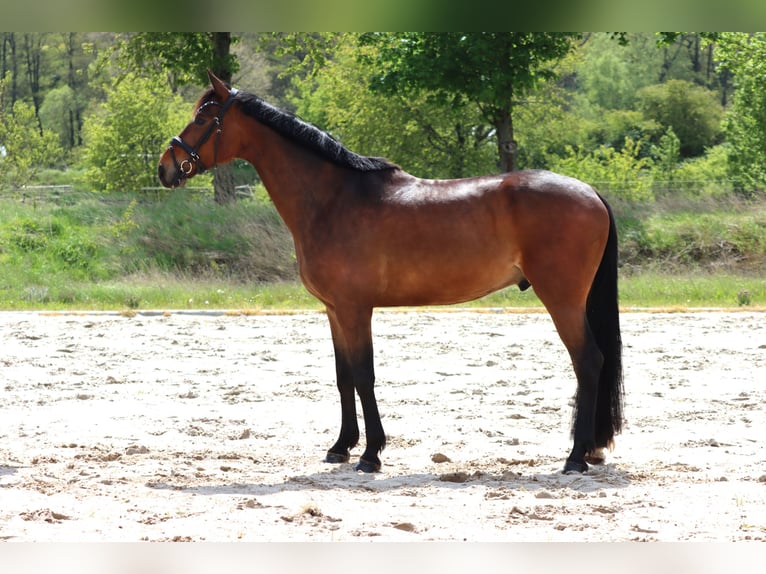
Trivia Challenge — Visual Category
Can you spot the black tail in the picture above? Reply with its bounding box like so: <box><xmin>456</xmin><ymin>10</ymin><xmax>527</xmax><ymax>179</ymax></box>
<box><xmin>587</xmin><ymin>195</ymin><xmax>624</xmax><ymax>449</ymax></box>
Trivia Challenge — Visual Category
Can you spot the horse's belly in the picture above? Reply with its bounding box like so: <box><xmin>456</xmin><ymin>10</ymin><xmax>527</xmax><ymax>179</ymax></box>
<box><xmin>376</xmin><ymin>253</ymin><xmax>523</xmax><ymax>307</ymax></box>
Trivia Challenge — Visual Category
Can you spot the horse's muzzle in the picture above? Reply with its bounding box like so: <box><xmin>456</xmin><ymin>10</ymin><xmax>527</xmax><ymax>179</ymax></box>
<box><xmin>158</xmin><ymin>163</ymin><xmax>185</xmax><ymax>189</ymax></box>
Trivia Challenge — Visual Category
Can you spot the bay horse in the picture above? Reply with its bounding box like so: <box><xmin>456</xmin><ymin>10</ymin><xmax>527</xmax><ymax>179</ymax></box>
<box><xmin>158</xmin><ymin>70</ymin><xmax>623</xmax><ymax>474</ymax></box>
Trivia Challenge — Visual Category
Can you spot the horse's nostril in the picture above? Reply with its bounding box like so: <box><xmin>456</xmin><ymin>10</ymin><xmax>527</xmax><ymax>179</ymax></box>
<box><xmin>158</xmin><ymin>164</ymin><xmax>170</xmax><ymax>187</ymax></box>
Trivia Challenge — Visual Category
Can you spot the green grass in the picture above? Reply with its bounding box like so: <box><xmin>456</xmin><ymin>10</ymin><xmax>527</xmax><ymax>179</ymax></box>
<box><xmin>0</xmin><ymin>272</ymin><xmax>762</xmax><ymax>312</ymax></box>
<box><xmin>616</xmin><ymin>272</ymin><xmax>765</xmax><ymax>309</ymax></box>
<box><xmin>1</xmin><ymin>189</ymin><xmax>765</xmax><ymax>312</ymax></box>
<box><xmin>616</xmin><ymin>195</ymin><xmax>766</xmax><ymax>269</ymax></box>
<box><xmin>0</xmin><ymin>274</ymin><xmax>322</xmax><ymax>312</ymax></box>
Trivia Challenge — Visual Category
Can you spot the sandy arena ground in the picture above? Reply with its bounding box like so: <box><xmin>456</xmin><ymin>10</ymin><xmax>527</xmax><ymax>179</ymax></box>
<box><xmin>1</xmin><ymin>308</ymin><xmax>765</xmax><ymax>542</ymax></box>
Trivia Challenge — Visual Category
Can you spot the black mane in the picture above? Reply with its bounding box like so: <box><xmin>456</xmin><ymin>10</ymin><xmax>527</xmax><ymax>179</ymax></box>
<box><xmin>220</xmin><ymin>90</ymin><xmax>397</xmax><ymax>172</ymax></box>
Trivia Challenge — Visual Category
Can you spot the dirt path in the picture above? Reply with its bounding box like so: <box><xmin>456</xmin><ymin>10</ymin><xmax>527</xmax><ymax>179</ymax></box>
<box><xmin>1</xmin><ymin>309</ymin><xmax>765</xmax><ymax>541</ymax></box>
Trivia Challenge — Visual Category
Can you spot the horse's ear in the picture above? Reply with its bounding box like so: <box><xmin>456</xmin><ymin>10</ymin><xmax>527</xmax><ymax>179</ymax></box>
<box><xmin>207</xmin><ymin>69</ymin><xmax>230</xmax><ymax>98</ymax></box>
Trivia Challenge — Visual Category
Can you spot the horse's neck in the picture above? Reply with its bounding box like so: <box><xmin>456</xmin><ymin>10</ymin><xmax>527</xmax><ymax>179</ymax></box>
<box><xmin>237</xmin><ymin>123</ymin><xmax>339</xmax><ymax>235</ymax></box>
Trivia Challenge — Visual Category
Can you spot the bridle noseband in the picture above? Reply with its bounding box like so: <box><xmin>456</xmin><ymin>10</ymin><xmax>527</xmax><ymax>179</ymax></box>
<box><xmin>166</xmin><ymin>88</ymin><xmax>239</xmax><ymax>186</ymax></box>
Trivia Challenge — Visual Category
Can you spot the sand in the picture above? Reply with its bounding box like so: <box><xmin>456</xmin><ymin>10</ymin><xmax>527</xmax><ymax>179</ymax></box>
<box><xmin>1</xmin><ymin>309</ymin><xmax>765</xmax><ymax>542</ymax></box>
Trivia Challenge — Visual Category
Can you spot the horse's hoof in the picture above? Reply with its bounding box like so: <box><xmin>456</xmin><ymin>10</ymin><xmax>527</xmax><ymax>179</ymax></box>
<box><xmin>354</xmin><ymin>458</ymin><xmax>381</xmax><ymax>473</ymax></box>
<box><xmin>563</xmin><ymin>459</ymin><xmax>588</xmax><ymax>474</ymax></box>
<box><xmin>324</xmin><ymin>450</ymin><xmax>350</xmax><ymax>464</ymax></box>
<box><xmin>585</xmin><ymin>448</ymin><xmax>606</xmax><ymax>465</ymax></box>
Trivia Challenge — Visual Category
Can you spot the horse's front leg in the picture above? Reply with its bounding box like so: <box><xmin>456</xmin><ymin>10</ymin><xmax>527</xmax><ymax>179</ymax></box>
<box><xmin>324</xmin><ymin>329</ymin><xmax>359</xmax><ymax>464</ymax></box>
<box><xmin>324</xmin><ymin>305</ymin><xmax>384</xmax><ymax>472</ymax></box>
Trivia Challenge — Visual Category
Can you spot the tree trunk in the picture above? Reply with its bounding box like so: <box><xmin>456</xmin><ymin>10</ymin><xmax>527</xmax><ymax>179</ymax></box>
<box><xmin>211</xmin><ymin>32</ymin><xmax>237</xmax><ymax>205</ymax></box>
<box><xmin>494</xmin><ymin>108</ymin><xmax>517</xmax><ymax>173</ymax></box>
<box><xmin>22</xmin><ymin>33</ymin><xmax>44</xmax><ymax>135</ymax></box>
<box><xmin>1</xmin><ymin>33</ymin><xmax>18</xmax><ymax>108</ymax></box>
<box><xmin>64</xmin><ymin>33</ymin><xmax>78</xmax><ymax>147</ymax></box>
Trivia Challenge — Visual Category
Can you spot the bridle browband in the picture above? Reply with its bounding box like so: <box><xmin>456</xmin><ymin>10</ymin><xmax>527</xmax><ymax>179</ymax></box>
<box><xmin>166</xmin><ymin>87</ymin><xmax>239</xmax><ymax>186</ymax></box>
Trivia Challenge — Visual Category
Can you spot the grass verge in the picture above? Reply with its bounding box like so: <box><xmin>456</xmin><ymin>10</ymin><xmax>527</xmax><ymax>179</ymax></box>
<box><xmin>1</xmin><ymin>272</ymin><xmax>763</xmax><ymax>312</ymax></box>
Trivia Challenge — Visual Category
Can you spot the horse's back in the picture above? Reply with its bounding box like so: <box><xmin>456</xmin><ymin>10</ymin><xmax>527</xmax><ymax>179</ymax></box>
<box><xmin>501</xmin><ymin>169</ymin><xmax>606</xmax><ymax>210</ymax></box>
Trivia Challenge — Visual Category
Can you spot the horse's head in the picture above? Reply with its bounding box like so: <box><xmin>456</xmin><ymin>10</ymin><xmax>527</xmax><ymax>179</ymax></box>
<box><xmin>158</xmin><ymin>70</ymin><xmax>240</xmax><ymax>188</ymax></box>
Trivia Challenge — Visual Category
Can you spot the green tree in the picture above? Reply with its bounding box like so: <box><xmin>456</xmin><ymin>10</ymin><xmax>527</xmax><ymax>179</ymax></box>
<box><xmin>513</xmin><ymin>85</ymin><xmax>597</xmax><ymax>170</ymax></box>
<box><xmin>113</xmin><ymin>32</ymin><xmax>239</xmax><ymax>203</ymax></box>
<box><xmin>0</xmin><ymin>96</ymin><xmax>64</xmax><ymax>189</ymax></box>
<box><xmin>291</xmin><ymin>36</ymin><xmax>495</xmax><ymax>179</ymax></box>
<box><xmin>651</xmin><ymin>127</ymin><xmax>681</xmax><ymax>185</ymax></box>
<box><xmin>81</xmin><ymin>73</ymin><xmax>190</xmax><ymax>193</ymax></box>
<box><xmin>2</xmin><ymin>33</ymin><xmax>99</xmax><ymax>150</ymax></box>
<box><xmin>57</xmin><ymin>32</ymin><xmax>97</xmax><ymax>149</ymax></box>
<box><xmin>39</xmin><ymin>85</ymin><xmax>77</xmax><ymax>150</ymax></box>
<box><xmin>655</xmin><ymin>33</ymin><xmax>726</xmax><ymax>97</ymax></box>
<box><xmin>637</xmin><ymin>79</ymin><xmax>723</xmax><ymax>158</ymax></box>
<box><xmin>715</xmin><ymin>32</ymin><xmax>766</xmax><ymax>194</ymax></box>
<box><xmin>1</xmin><ymin>33</ymin><xmax>19</xmax><ymax>108</ymax></box>
<box><xmin>359</xmin><ymin>32</ymin><xmax>579</xmax><ymax>172</ymax></box>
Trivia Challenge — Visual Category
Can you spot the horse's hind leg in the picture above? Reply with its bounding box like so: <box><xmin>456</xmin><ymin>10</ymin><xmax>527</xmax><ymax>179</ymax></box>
<box><xmin>532</xmin><ymin>290</ymin><xmax>604</xmax><ymax>473</ymax></box>
<box><xmin>561</xmin><ymin>315</ymin><xmax>604</xmax><ymax>473</ymax></box>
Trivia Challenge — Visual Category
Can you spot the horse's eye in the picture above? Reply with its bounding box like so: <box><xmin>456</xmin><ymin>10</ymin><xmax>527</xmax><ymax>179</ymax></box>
<box><xmin>194</xmin><ymin>115</ymin><xmax>206</xmax><ymax>126</ymax></box>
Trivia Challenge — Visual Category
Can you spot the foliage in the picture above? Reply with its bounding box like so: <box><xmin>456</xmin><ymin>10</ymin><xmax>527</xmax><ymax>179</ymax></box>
<box><xmin>647</xmin><ymin>144</ymin><xmax>732</xmax><ymax>198</ymax></box>
<box><xmin>650</xmin><ymin>127</ymin><xmax>681</xmax><ymax>183</ymax></box>
<box><xmin>0</xmin><ymin>95</ymin><xmax>65</xmax><ymax>189</ymax></box>
<box><xmin>577</xmin><ymin>33</ymin><xmax>662</xmax><ymax>110</ymax></box>
<box><xmin>255</xmin><ymin>33</ymin><xmax>341</xmax><ymax>79</ymax></box>
<box><xmin>6</xmin><ymin>31</ymin><xmax>766</xmax><ymax>206</ymax></box>
<box><xmin>636</xmin><ymin>79</ymin><xmax>723</xmax><ymax>158</ymax></box>
<box><xmin>80</xmin><ymin>73</ymin><xmax>191</xmax><ymax>193</ymax></box>
<box><xmin>715</xmin><ymin>32</ymin><xmax>766</xmax><ymax>194</ymax></box>
<box><xmin>549</xmin><ymin>137</ymin><xmax>654</xmax><ymax>202</ymax></box>
<box><xmin>38</xmin><ymin>85</ymin><xmax>79</xmax><ymax>150</ymax></box>
<box><xmin>290</xmin><ymin>37</ymin><xmax>496</xmax><ymax>179</ymax></box>
<box><xmin>588</xmin><ymin>109</ymin><xmax>662</xmax><ymax>153</ymax></box>
<box><xmin>128</xmin><ymin>191</ymin><xmax>295</xmax><ymax>282</ymax></box>
<box><xmin>623</xmin><ymin>209</ymin><xmax>766</xmax><ymax>268</ymax></box>
<box><xmin>358</xmin><ymin>32</ymin><xmax>579</xmax><ymax>171</ymax></box>
<box><xmin>513</xmin><ymin>84</ymin><xmax>596</xmax><ymax>170</ymax></box>
<box><xmin>111</xmin><ymin>33</ymin><xmax>239</xmax><ymax>89</ymax></box>
<box><xmin>671</xmin><ymin>145</ymin><xmax>731</xmax><ymax>197</ymax></box>
<box><xmin>1</xmin><ymin>213</ymin><xmax>107</xmax><ymax>288</ymax></box>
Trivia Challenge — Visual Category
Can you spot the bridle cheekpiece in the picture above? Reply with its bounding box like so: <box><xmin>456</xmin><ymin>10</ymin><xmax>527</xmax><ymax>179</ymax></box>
<box><xmin>166</xmin><ymin>87</ymin><xmax>239</xmax><ymax>186</ymax></box>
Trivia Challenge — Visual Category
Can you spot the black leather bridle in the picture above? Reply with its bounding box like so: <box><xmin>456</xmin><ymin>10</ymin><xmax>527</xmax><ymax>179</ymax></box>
<box><xmin>166</xmin><ymin>88</ymin><xmax>239</xmax><ymax>186</ymax></box>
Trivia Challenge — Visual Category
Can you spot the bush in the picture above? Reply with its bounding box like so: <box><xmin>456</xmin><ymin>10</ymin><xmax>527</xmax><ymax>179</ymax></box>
<box><xmin>53</xmin><ymin>236</ymin><xmax>99</xmax><ymax>268</ymax></box>
<box><xmin>591</xmin><ymin>109</ymin><xmax>662</xmax><ymax>152</ymax></box>
<box><xmin>549</xmin><ymin>137</ymin><xmax>654</xmax><ymax>202</ymax></box>
<box><xmin>663</xmin><ymin>145</ymin><xmax>732</xmax><ymax>197</ymax></box>
<box><xmin>0</xmin><ymin>100</ymin><xmax>65</xmax><ymax>189</ymax></box>
<box><xmin>637</xmin><ymin>80</ymin><xmax>723</xmax><ymax>158</ymax></box>
<box><xmin>80</xmin><ymin>73</ymin><xmax>191</xmax><ymax>193</ymax></box>
<box><xmin>619</xmin><ymin>208</ymin><xmax>766</xmax><ymax>269</ymax></box>
<box><xmin>9</xmin><ymin>219</ymin><xmax>63</xmax><ymax>251</ymax></box>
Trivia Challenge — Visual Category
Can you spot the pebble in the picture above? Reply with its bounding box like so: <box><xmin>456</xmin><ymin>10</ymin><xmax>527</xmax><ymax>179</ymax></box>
<box><xmin>438</xmin><ymin>471</ymin><xmax>469</xmax><ymax>483</ymax></box>
<box><xmin>535</xmin><ymin>490</ymin><xmax>557</xmax><ymax>499</ymax></box>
